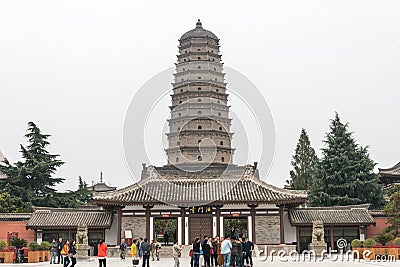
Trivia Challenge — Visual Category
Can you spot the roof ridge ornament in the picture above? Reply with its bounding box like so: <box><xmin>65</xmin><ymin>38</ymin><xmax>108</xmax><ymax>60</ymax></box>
<box><xmin>196</xmin><ymin>19</ymin><xmax>202</xmax><ymax>28</ymax></box>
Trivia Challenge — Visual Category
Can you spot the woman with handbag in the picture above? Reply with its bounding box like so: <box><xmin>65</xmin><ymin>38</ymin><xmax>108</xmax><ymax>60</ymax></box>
<box><xmin>131</xmin><ymin>240</ymin><xmax>139</xmax><ymax>266</ymax></box>
<box><xmin>61</xmin><ymin>240</ymin><xmax>70</xmax><ymax>267</ymax></box>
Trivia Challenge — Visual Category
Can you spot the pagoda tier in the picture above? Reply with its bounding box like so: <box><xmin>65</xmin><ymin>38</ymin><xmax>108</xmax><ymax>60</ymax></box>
<box><xmin>166</xmin><ymin>20</ymin><xmax>234</xmax><ymax>165</ymax></box>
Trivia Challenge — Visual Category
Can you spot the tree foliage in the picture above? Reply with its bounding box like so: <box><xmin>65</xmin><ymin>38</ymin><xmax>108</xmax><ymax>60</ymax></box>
<box><xmin>383</xmin><ymin>190</ymin><xmax>400</xmax><ymax>238</ymax></box>
<box><xmin>0</xmin><ymin>122</ymin><xmax>92</xmax><ymax>212</ymax></box>
<box><xmin>310</xmin><ymin>113</ymin><xmax>383</xmax><ymax>207</ymax></box>
<box><xmin>287</xmin><ymin>128</ymin><xmax>318</xmax><ymax>190</ymax></box>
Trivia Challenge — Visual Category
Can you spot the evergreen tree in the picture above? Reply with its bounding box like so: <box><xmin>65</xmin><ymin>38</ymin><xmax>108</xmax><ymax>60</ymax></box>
<box><xmin>309</xmin><ymin>113</ymin><xmax>383</xmax><ymax>207</ymax></box>
<box><xmin>0</xmin><ymin>122</ymin><xmax>64</xmax><ymax>205</ymax></box>
<box><xmin>286</xmin><ymin>128</ymin><xmax>318</xmax><ymax>190</ymax></box>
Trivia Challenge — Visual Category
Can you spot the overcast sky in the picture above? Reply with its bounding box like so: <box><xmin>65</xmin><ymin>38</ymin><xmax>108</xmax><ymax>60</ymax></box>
<box><xmin>1</xmin><ymin>0</ymin><xmax>399</xmax><ymax>191</ymax></box>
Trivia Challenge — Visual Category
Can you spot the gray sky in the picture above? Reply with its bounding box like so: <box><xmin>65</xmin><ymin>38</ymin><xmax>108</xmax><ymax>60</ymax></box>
<box><xmin>1</xmin><ymin>0</ymin><xmax>399</xmax><ymax>191</ymax></box>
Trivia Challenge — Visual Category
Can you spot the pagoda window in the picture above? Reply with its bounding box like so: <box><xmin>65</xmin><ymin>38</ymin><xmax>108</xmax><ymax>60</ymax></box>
<box><xmin>198</xmin><ymin>140</ymin><xmax>201</xmax><ymax>144</ymax></box>
<box><xmin>220</xmin><ymin>141</ymin><xmax>223</xmax><ymax>145</ymax></box>
<box><xmin>184</xmin><ymin>59</ymin><xmax>187</xmax><ymax>62</ymax></box>
<box><xmin>197</xmin><ymin>48</ymin><xmax>201</xmax><ymax>51</ymax></box>
<box><xmin>198</xmin><ymin>156</ymin><xmax>202</xmax><ymax>161</ymax></box>
<box><xmin>198</xmin><ymin>66</ymin><xmax>201</xmax><ymax>69</ymax></box>
<box><xmin>198</xmin><ymin>99</ymin><xmax>201</xmax><ymax>102</ymax></box>
<box><xmin>198</xmin><ymin>57</ymin><xmax>201</xmax><ymax>60</ymax></box>
<box><xmin>179</xmin><ymin>100</ymin><xmax>182</xmax><ymax>104</ymax></box>
<box><xmin>212</xmin><ymin>58</ymin><xmax>215</xmax><ymax>61</ymax></box>
<box><xmin>216</xmin><ymin>89</ymin><xmax>219</xmax><ymax>92</ymax></box>
<box><xmin>176</xmin><ymin>157</ymin><xmax>179</xmax><ymax>163</ymax></box>
<box><xmin>183</xmin><ymin>68</ymin><xmax>185</xmax><ymax>71</ymax></box>
<box><xmin>221</xmin><ymin>157</ymin><xmax>225</xmax><ymax>162</ymax></box>
<box><xmin>218</xmin><ymin>112</ymin><xmax>221</xmax><ymax>116</ymax></box>
<box><xmin>181</xmin><ymin>79</ymin><xmax>184</xmax><ymax>82</ymax></box>
<box><xmin>214</xmin><ymin>68</ymin><xmax>216</xmax><ymax>71</ymax></box>
<box><xmin>177</xmin><ymin>141</ymin><xmax>180</xmax><ymax>146</ymax></box>
<box><xmin>217</xmin><ymin>100</ymin><xmax>220</xmax><ymax>104</ymax></box>
<box><xmin>178</xmin><ymin>113</ymin><xmax>181</xmax><ymax>117</ymax></box>
<box><xmin>185</xmin><ymin>51</ymin><xmax>188</xmax><ymax>53</ymax></box>
<box><xmin>215</xmin><ymin>78</ymin><xmax>217</xmax><ymax>81</ymax></box>
<box><xmin>198</xmin><ymin>111</ymin><xmax>202</xmax><ymax>115</ymax></box>
<box><xmin>219</xmin><ymin>127</ymin><xmax>222</xmax><ymax>131</ymax></box>
<box><xmin>198</xmin><ymin>125</ymin><xmax>202</xmax><ymax>130</ymax></box>
<box><xmin>177</xmin><ymin>127</ymin><xmax>181</xmax><ymax>131</ymax></box>
<box><xmin>198</xmin><ymin>87</ymin><xmax>201</xmax><ymax>90</ymax></box>
<box><xmin>198</xmin><ymin>77</ymin><xmax>201</xmax><ymax>79</ymax></box>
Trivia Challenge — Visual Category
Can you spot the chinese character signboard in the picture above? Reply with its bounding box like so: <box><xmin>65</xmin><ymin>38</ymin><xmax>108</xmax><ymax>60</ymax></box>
<box><xmin>188</xmin><ymin>206</ymin><xmax>213</xmax><ymax>214</ymax></box>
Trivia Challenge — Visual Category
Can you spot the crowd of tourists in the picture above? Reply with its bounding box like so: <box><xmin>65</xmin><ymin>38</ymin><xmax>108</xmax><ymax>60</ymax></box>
<box><xmin>49</xmin><ymin>237</ymin><xmax>108</xmax><ymax>267</ymax></box>
<box><xmin>190</xmin><ymin>236</ymin><xmax>254</xmax><ymax>267</ymax></box>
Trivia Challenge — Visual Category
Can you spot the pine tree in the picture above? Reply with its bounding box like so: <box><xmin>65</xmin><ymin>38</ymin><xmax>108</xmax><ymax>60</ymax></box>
<box><xmin>0</xmin><ymin>122</ymin><xmax>64</xmax><ymax>205</ymax></box>
<box><xmin>287</xmin><ymin>128</ymin><xmax>318</xmax><ymax>190</ymax></box>
<box><xmin>309</xmin><ymin>113</ymin><xmax>383</xmax><ymax>207</ymax></box>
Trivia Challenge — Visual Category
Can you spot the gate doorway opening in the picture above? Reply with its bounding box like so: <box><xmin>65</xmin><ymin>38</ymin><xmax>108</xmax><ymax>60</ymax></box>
<box><xmin>154</xmin><ymin>217</ymin><xmax>177</xmax><ymax>246</ymax></box>
<box><xmin>223</xmin><ymin>217</ymin><xmax>248</xmax><ymax>239</ymax></box>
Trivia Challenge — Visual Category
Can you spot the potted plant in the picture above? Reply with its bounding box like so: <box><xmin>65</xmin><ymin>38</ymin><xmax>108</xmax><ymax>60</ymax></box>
<box><xmin>40</xmin><ymin>241</ymin><xmax>51</xmax><ymax>261</ymax></box>
<box><xmin>351</xmin><ymin>239</ymin><xmax>363</xmax><ymax>258</ymax></box>
<box><xmin>9</xmin><ymin>238</ymin><xmax>28</xmax><ymax>264</ymax></box>
<box><xmin>28</xmin><ymin>241</ymin><xmax>40</xmax><ymax>263</ymax></box>
<box><xmin>0</xmin><ymin>241</ymin><xmax>10</xmax><ymax>263</ymax></box>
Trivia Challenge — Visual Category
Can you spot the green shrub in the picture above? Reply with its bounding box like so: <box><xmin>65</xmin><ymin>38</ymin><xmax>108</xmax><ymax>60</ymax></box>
<box><xmin>363</xmin><ymin>238</ymin><xmax>376</xmax><ymax>248</ymax></box>
<box><xmin>351</xmin><ymin>239</ymin><xmax>362</xmax><ymax>248</ymax></box>
<box><xmin>28</xmin><ymin>241</ymin><xmax>40</xmax><ymax>251</ymax></box>
<box><xmin>375</xmin><ymin>232</ymin><xmax>393</xmax><ymax>246</ymax></box>
<box><xmin>10</xmin><ymin>238</ymin><xmax>27</xmax><ymax>249</ymax></box>
<box><xmin>40</xmin><ymin>241</ymin><xmax>50</xmax><ymax>250</ymax></box>
<box><xmin>393</xmin><ymin>237</ymin><xmax>400</xmax><ymax>246</ymax></box>
<box><xmin>0</xmin><ymin>241</ymin><xmax>8</xmax><ymax>251</ymax></box>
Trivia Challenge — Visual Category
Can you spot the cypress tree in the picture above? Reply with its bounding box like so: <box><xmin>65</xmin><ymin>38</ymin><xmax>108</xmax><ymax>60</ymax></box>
<box><xmin>287</xmin><ymin>128</ymin><xmax>318</xmax><ymax>190</ymax></box>
<box><xmin>310</xmin><ymin>113</ymin><xmax>383</xmax><ymax>207</ymax></box>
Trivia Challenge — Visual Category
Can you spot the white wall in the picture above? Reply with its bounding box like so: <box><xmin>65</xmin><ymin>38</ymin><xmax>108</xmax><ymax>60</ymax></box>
<box><xmin>105</xmin><ymin>213</ymin><xmax>118</xmax><ymax>245</ymax></box>
<box><xmin>283</xmin><ymin>211</ymin><xmax>296</xmax><ymax>244</ymax></box>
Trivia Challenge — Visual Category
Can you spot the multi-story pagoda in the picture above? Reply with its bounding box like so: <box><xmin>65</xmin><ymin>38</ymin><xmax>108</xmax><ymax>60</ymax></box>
<box><xmin>166</xmin><ymin>19</ymin><xmax>234</xmax><ymax>166</ymax></box>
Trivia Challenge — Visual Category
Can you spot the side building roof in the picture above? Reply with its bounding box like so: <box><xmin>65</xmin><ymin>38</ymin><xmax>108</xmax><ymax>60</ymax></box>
<box><xmin>93</xmin><ymin>164</ymin><xmax>308</xmax><ymax>207</ymax></box>
<box><xmin>288</xmin><ymin>204</ymin><xmax>375</xmax><ymax>226</ymax></box>
<box><xmin>379</xmin><ymin>162</ymin><xmax>400</xmax><ymax>178</ymax></box>
<box><xmin>26</xmin><ymin>207</ymin><xmax>113</xmax><ymax>230</ymax></box>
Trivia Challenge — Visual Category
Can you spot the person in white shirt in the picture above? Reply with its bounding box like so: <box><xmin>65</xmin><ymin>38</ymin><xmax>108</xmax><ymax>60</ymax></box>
<box><xmin>220</xmin><ymin>236</ymin><xmax>232</xmax><ymax>267</ymax></box>
<box><xmin>172</xmin><ymin>240</ymin><xmax>184</xmax><ymax>267</ymax></box>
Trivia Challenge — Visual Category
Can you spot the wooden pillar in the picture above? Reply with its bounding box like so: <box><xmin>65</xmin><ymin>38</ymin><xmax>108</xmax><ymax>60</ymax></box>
<box><xmin>180</xmin><ymin>207</ymin><xmax>186</xmax><ymax>244</ymax></box>
<box><xmin>330</xmin><ymin>227</ymin><xmax>334</xmax><ymax>250</ymax></box>
<box><xmin>248</xmin><ymin>204</ymin><xmax>257</xmax><ymax>243</ymax></box>
<box><xmin>144</xmin><ymin>205</ymin><xmax>153</xmax><ymax>239</ymax></box>
<box><xmin>117</xmin><ymin>207</ymin><xmax>123</xmax><ymax>244</ymax></box>
<box><xmin>279</xmin><ymin>205</ymin><xmax>285</xmax><ymax>244</ymax></box>
<box><xmin>296</xmin><ymin>227</ymin><xmax>300</xmax><ymax>252</ymax></box>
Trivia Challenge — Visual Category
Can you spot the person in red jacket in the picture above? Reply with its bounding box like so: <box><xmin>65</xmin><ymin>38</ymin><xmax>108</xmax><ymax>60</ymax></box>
<box><xmin>97</xmin><ymin>240</ymin><xmax>108</xmax><ymax>267</ymax></box>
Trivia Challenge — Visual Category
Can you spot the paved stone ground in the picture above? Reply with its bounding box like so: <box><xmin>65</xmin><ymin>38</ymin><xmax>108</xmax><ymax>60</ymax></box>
<box><xmin>1</xmin><ymin>256</ymin><xmax>399</xmax><ymax>267</ymax></box>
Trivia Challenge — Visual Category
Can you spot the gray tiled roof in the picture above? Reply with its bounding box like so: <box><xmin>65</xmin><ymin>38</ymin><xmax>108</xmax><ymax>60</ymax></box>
<box><xmin>26</xmin><ymin>209</ymin><xmax>113</xmax><ymax>229</ymax></box>
<box><xmin>379</xmin><ymin>162</ymin><xmax>400</xmax><ymax>177</ymax></box>
<box><xmin>180</xmin><ymin>20</ymin><xmax>219</xmax><ymax>41</ymax></box>
<box><xmin>93</xmin><ymin>165</ymin><xmax>308</xmax><ymax>207</ymax></box>
<box><xmin>0</xmin><ymin>213</ymin><xmax>32</xmax><ymax>221</ymax></box>
<box><xmin>289</xmin><ymin>205</ymin><xmax>375</xmax><ymax>226</ymax></box>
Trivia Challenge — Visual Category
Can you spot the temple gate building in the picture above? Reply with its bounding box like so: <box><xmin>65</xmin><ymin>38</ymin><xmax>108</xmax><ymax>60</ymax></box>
<box><xmin>92</xmin><ymin>20</ymin><xmax>308</xmax><ymax>247</ymax></box>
